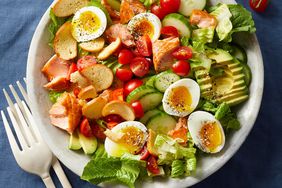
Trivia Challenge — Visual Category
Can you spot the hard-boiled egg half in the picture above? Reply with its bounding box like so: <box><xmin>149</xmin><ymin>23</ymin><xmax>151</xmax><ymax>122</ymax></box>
<box><xmin>104</xmin><ymin>121</ymin><xmax>148</xmax><ymax>157</ymax></box>
<box><xmin>127</xmin><ymin>13</ymin><xmax>161</xmax><ymax>42</ymax></box>
<box><xmin>188</xmin><ymin>111</ymin><xmax>225</xmax><ymax>153</ymax></box>
<box><xmin>162</xmin><ymin>78</ymin><xmax>200</xmax><ymax>117</ymax></box>
<box><xmin>71</xmin><ymin>6</ymin><xmax>107</xmax><ymax>42</ymax></box>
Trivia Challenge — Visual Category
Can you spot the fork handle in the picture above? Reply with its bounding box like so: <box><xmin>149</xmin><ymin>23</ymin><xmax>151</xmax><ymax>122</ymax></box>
<box><xmin>52</xmin><ymin>158</ymin><xmax>72</xmax><ymax>188</ymax></box>
<box><xmin>42</xmin><ymin>174</ymin><xmax>55</xmax><ymax>188</ymax></box>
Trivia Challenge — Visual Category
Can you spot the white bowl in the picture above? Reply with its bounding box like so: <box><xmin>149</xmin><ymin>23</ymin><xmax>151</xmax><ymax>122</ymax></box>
<box><xmin>26</xmin><ymin>0</ymin><xmax>264</xmax><ymax>187</ymax></box>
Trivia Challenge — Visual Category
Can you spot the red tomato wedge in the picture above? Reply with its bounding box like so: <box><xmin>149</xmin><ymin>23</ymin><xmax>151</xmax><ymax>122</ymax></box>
<box><xmin>160</xmin><ymin>0</ymin><xmax>180</xmax><ymax>14</ymax></box>
<box><xmin>151</xmin><ymin>4</ymin><xmax>167</xmax><ymax>20</ymax></box>
<box><xmin>249</xmin><ymin>0</ymin><xmax>269</xmax><ymax>12</ymax></box>
<box><xmin>161</xmin><ymin>26</ymin><xmax>179</xmax><ymax>38</ymax></box>
<box><xmin>147</xmin><ymin>155</ymin><xmax>160</xmax><ymax>174</ymax></box>
<box><xmin>130</xmin><ymin>57</ymin><xmax>150</xmax><ymax>77</ymax></box>
<box><xmin>136</xmin><ymin>35</ymin><xmax>152</xmax><ymax>57</ymax></box>
<box><xmin>92</xmin><ymin>123</ymin><xmax>106</xmax><ymax>139</ymax></box>
<box><xmin>118</xmin><ymin>49</ymin><xmax>134</xmax><ymax>65</ymax></box>
<box><xmin>172</xmin><ymin>60</ymin><xmax>191</xmax><ymax>76</ymax></box>
<box><xmin>131</xmin><ymin>101</ymin><xmax>144</xmax><ymax>118</ymax></box>
<box><xmin>124</xmin><ymin>79</ymin><xmax>143</xmax><ymax>97</ymax></box>
<box><xmin>172</xmin><ymin>46</ymin><xmax>193</xmax><ymax>60</ymax></box>
<box><xmin>110</xmin><ymin>88</ymin><xmax>124</xmax><ymax>101</ymax></box>
<box><xmin>116</xmin><ymin>68</ymin><xmax>133</xmax><ymax>81</ymax></box>
<box><xmin>80</xmin><ymin>118</ymin><xmax>93</xmax><ymax>137</ymax></box>
<box><xmin>77</xmin><ymin>56</ymin><xmax>97</xmax><ymax>71</ymax></box>
<box><xmin>139</xmin><ymin>145</ymin><xmax>150</xmax><ymax>160</ymax></box>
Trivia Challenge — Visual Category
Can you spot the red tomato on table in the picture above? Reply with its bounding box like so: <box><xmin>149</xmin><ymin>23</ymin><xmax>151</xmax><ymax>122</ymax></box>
<box><xmin>249</xmin><ymin>0</ymin><xmax>269</xmax><ymax>12</ymax></box>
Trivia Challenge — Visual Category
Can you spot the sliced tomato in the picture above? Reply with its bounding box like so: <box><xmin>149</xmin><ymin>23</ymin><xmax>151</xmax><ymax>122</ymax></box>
<box><xmin>249</xmin><ymin>0</ymin><xmax>269</xmax><ymax>12</ymax></box>
<box><xmin>161</xmin><ymin>26</ymin><xmax>179</xmax><ymax>38</ymax></box>
<box><xmin>160</xmin><ymin>0</ymin><xmax>180</xmax><ymax>14</ymax></box>
<box><xmin>118</xmin><ymin>49</ymin><xmax>134</xmax><ymax>65</ymax></box>
<box><xmin>172</xmin><ymin>46</ymin><xmax>193</xmax><ymax>60</ymax></box>
<box><xmin>110</xmin><ymin>88</ymin><xmax>124</xmax><ymax>101</ymax></box>
<box><xmin>190</xmin><ymin>10</ymin><xmax>218</xmax><ymax>28</ymax></box>
<box><xmin>124</xmin><ymin>79</ymin><xmax>143</xmax><ymax>97</ymax></box>
<box><xmin>67</xmin><ymin>63</ymin><xmax>78</xmax><ymax>80</ymax></box>
<box><xmin>131</xmin><ymin>101</ymin><xmax>144</xmax><ymax>118</ymax></box>
<box><xmin>136</xmin><ymin>35</ymin><xmax>152</xmax><ymax>57</ymax></box>
<box><xmin>139</xmin><ymin>145</ymin><xmax>150</xmax><ymax>160</ymax></box>
<box><xmin>147</xmin><ymin>155</ymin><xmax>160</xmax><ymax>174</ymax></box>
<box><xmin>151</xmin><ymin>4</ymin><xmax>167</xmax><ymax>20</ymax></box>
<box><xmin>106</xmin><ymin>121</ymin><xmax>119</xmax><ymax>129</ymax></box>
<box><xmin>77</xmin><ymin>56</ymin><xmax>97</xmax><ymax>71</ymax></box>
<box><xmin>80</xmin><ymin>118</ymin><xmax>93</xmax><ymax>137</ymax></box>
<box><xmin>172</xmin><ymin>60</ymin><xmax>191</xmax><ymax>76</ymax></box>
<box><xmin>116</xmin><ymin>68</ymin><xmax>133</xmax><ymax>81</ymax></box>
<box><xmin>130</xmin><ymin>57</ymin><xmax>150</xmax><ymax>77</ymax></box>
<box><xmin>92</xmin><ymin>123</ymin><xmax>106</xmax><ymax>139</ymax></box>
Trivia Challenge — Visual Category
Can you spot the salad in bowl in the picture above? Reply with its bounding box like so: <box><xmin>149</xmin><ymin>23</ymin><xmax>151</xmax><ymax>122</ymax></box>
<box><xmin>38</xmin><ymin>0</ymin><xmax>257</xmax><ymax>187</ymax></box>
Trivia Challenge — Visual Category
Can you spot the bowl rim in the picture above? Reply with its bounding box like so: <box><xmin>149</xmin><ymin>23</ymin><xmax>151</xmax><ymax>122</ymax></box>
<box><xmin>26</xmin><ymin>0</ymin><xmax>264</xmax><ymax>187</ymax></box>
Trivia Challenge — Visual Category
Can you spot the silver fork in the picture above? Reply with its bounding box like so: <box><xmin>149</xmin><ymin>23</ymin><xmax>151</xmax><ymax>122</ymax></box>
<box><xmin>1</xmin><ymin>79</ymin><xmax>72</xmax><ymax>188</ymax></box>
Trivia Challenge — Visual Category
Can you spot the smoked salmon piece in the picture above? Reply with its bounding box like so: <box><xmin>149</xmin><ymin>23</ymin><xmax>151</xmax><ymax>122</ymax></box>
<box><xmin>168</xmin><ymin>117</ymin><xmax>188</xmax><ymax>144</ymax></box>
<box><xmin>120</xmin><ymin>0</ymin><xmax>146</xmax><ymax>24</ymax></box>
<box><xmin>152</xmin><ymin>37</ymin><xmax>180</xmax><ymax>73</ymax></box>
<box><xmin>104</xmin><ymin>23</ymin><xmax>135</xmax><ymax>47</ymax></box>
<box><xmin>42</xmin><ymin>55</ymin><xmax>70</xmax><ymax>81</ymax></box>
<box><xmin>190</xmin><ymin>10</ymin><xmax>218</xmax><ymax>28</ymax></box>
<box><xmin>49</xmin><ymin>93</ymin><xmax>81</xmax><ymax>134</ymax></box>
<box><xmin>44</xmin><ymin>76</ymin><xmax>69</xmax><ymax>91</ymax></box>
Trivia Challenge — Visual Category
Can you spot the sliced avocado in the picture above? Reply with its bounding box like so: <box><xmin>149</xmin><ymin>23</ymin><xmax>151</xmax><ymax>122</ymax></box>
<box><xmin>207</xmin><ymin>49</ymin><xmax>233</xmax><ymax>63</ymax></box>
<box><xmin>78</xmin><ymin>132</ymin><xmax>98</xmax><ymax>155</ymax></box>
<box><xmin>68</xmin><ymin>131</ymin><xmax>81</xmax><ymax>150</ymax></box>
<box><xmin>195</xmin><ymin>58</ymin><xmax>249</xmax><ymax>106</ymax></box>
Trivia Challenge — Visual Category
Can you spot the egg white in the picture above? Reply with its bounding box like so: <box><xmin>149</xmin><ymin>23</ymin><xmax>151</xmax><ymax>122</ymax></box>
<box><xmin>127</xmin><ymin>13</ymin><xmax>161</xmax><ymax>42</ymax></box>
<box><xmin>188</xmin><ymin>111</ymin><xmax>225</xmax><ymax>153</ymax></box>
<box><xmin>71</xmin><ymin>6</ymin><xmax>107</xmax><ymax>42</ymax></box>
<box><xmin>162</xmin><ymin>78</ymin><xmax>200</xmax><ymax>117</ymax></box>
<box><xmin>104</xmin><ymin>121</ymin><xmax>148</xmax><ymax>157</ymax></box>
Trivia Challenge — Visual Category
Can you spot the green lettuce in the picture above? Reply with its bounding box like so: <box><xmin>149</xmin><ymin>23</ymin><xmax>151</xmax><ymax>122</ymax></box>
<box><xmin>139</xmin><ymin>0</ymin><xmax>157</xmax><ymax>7</ymax></box>
<box><xmin>171</xmin><ymin>160</ymin><xmax>185</xmax><ymax>178</ymax></box>
<box><xmin>48</xmin><ymin>9</ymin><xmax>67</xmax><ymax>48</ymax></box>
<box><xmin>192</xmin><ymin>28</ymin><xmax>215</xmax><ymax>44</ymax></box>
<box><xmin>82</xmin><ymin>145</ymin><xmax>146</xmax><ymax>188</ymax></box>
<box><xmin>48</xmin><ymin>91</ymin><xmax>63</xmax><ymax>103</ymax></box>
<box><xmin>211</xmin><ymin>4</ymin><xmax>233</xmax><ymax>41</ymax></box>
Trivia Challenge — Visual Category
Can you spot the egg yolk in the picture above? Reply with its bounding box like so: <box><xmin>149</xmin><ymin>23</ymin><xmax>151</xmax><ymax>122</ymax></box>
<box><xmin>74</xmin><ymin>11</ymin><xmax>101</xmax><ymax>33</ymax></box>
<box><xmin>133</xmin><ymin>19</ymin><xmax>154</xmax><ymax>39</ymax></box>
<box><xmin>118</xmin><ymin>126</ymin><xmax>145</xmax><ymax>154</ymax></box>
<box><xmin>199</xmin><ymin>121</ymin><xmax>222</xmax><ymax>152</ymax></box>
<box><xmin>168</xmin><ymin>86</ymin><xmax>192</xmax><ymax>112</ymax></box>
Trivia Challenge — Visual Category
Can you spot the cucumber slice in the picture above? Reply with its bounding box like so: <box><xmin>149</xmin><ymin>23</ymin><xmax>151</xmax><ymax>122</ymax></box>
<box><xmin>178</xmin><ymin>0</ymin><xmax>207</xmax><ymax>17</ymax></box>
<box><xmin>140</xmin><ymin>109</ymin><xmax>162</xmax><ymax>124</ymax></box>
<box><xmin>231</xmin><ymin>44</ymin><xmax>248</xmax><ymax>64</ymax></box>
<box><xmin>154</xmin><ymin>72</ymin><xmax>180</xmax><ymax>92</ymax></box>
<box><xmin>158</xmin><ymin>104</ymin><xmax>164</xmax><ymax>111</ymax></box>
<box><xmin>147</xmin><ymin>113</ymin><xmax>177</xmax><ymax>134</ymax></box>
<box><xmin>162</xmin><ymin>13</ymin><xmax>191</xmax><ymax>38</ymax></box>
<box><xmin>145</xmin><ymin>75</ymin><xmax>157</xmax><ymax>88</ymax></box>
<box><xmin>126</xmin><ymin>85</ymin><xmax>157</xmax><ymax>103</ymax></box>
<box><xmin>139</xmin><ymin>92</ymin><xmax>163</xmax><ymax>112</ymax></box>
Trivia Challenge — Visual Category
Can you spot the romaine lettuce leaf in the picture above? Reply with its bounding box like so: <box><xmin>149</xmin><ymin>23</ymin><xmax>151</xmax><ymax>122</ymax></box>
<box><xmin>48</xmin><ymin>91</ymin><xmax>63</xmax><ymax>103</ymax></box>
<box><xmin>139</xmin><ymin>0</ymin><xmax>156</xmax><ymax>7</ymax></box>
<box><xmin>211</xmin><ymin>4</ymin><xmax>233</xmax><ymax>41</ymax></box>
<box><xmin>185</xmin><ymin>157</ymin><xmax>196</xmax><ymax>175</ymax></box>
<box><xmin>215</xmin><ymin>102</ymin><xmax>230</xmax><ymax>120</ymax></box>
<box><xmin>192</xmin><ymin>28</ymin><xmax>215</xmax><ymax>44</ymax></box>
<box><xmin>171</xmin><ymin>160</ymin><xmax>185</xmax><ymax>178</ymax></box>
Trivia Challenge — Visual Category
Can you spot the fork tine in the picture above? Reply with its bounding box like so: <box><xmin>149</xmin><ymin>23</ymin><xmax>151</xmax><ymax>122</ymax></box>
<box><xmin>14</xmin><ymin>104</ymin><xmax>36</xmax><ymax>145</ymax></box>
<box><xmin>3</xmin><ymin>89</ymin><xmax>16</xmax><ymax>114</ymax></box>
<box><xmin>1</xmin><ymin>111</ymin><xmax>21</xmax><ymax>155</ymax></box>
<box><xmin>6</xmin><ymin>107</ymin><xmax>29</xmax><ymax>149</ymax></box>
<box><xmin>21</xmin><ymin>101</ymin><xmax>42</xmax><ymax>142</ymax></box>
<box><xmin>9</xmin><ymin>84</ymin><xmax>25</xmax><ymax>114</ymax></box>
<box><xmin>24</xmin><ymin>77</ymin><xmax>27</xmax><ymax>84</ymax></box>
<box><xmin>16</xmin><ymin>81</ymin><xmax>31</xmax><ymax>107</ymax></box>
